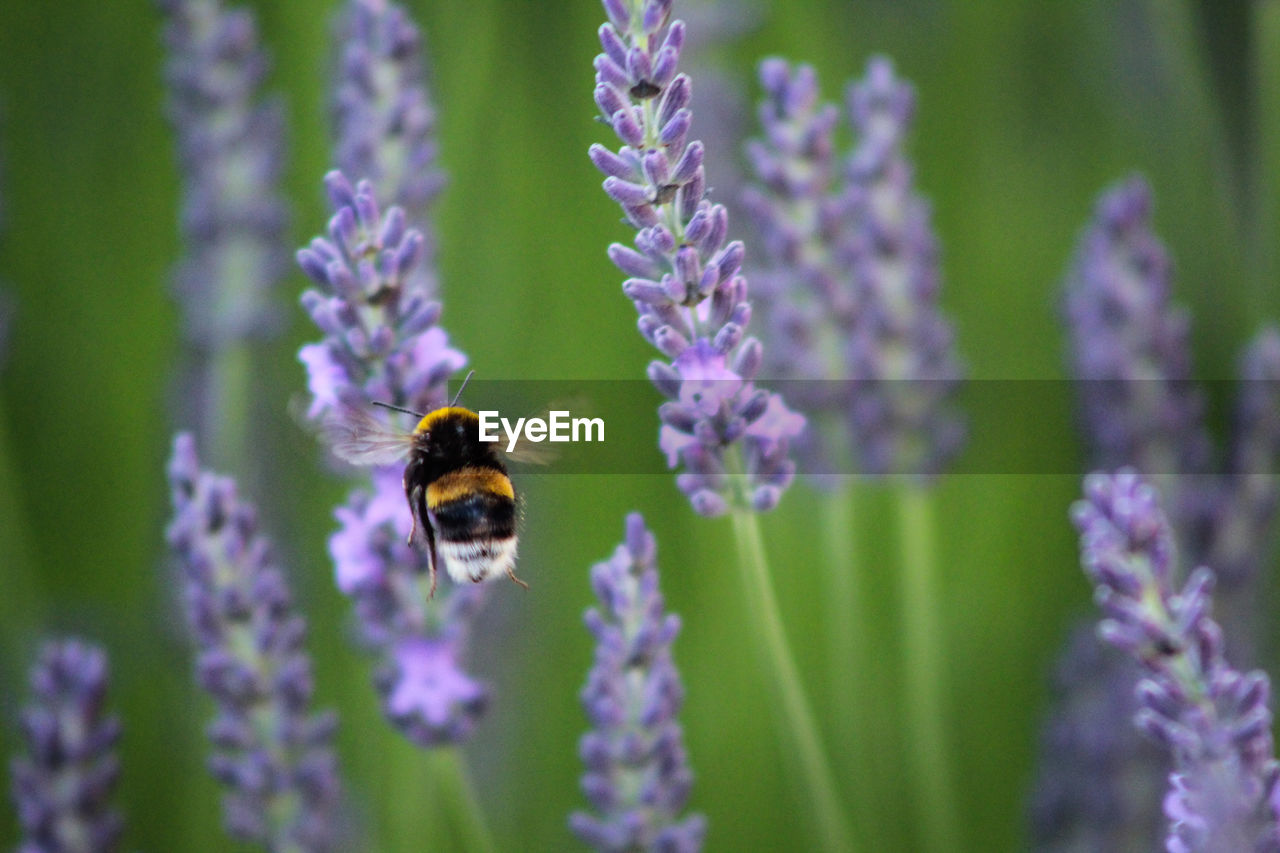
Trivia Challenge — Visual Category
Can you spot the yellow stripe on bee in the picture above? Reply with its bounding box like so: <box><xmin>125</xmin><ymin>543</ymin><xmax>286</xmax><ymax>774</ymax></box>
<box><xmin>426</xmin><ymin>467</ymin><xmax>515</xmax><ymax>507</ymax></box>
<box><xmin>414</xmin><ymin>406</ymin><xmax>479</xmax><ymax>435</ymax></box>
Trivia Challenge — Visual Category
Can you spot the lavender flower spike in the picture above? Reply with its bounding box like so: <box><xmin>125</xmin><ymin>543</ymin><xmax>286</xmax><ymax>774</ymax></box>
<box><xmin>590</xmin><ymin>0</ymin><xmax>804</xmax><ymax>515</ymax></box>
<box><xmin>571</xmin><ymin>513</ymin><xmax>706</xmax><ymax>852</ymax></box>
<box><xmin>11</xmin><ymin>639</ymin><xmax>123</xmax><ymax>853</ymax></box>
<box><xmin>160</xmin><ymin>0</ymin><xmax>290</xmax><ymax>348</ymax></box>
<box><xmin>845</xmin><ymin>56</ymin><xmax>963</xmax><ymax>478</ymax></box>
<box><xmin>1063</xmin><ymin>176</ymin><xmax>1211</xmax><ymax>480</ymax></box>
<box><xmin>298</xmin><ymin>173</ymin><xmax>486</xmax><ymax>747</ymax></box>
<box><xmin>1073</xmin><ymin>469</ymin><xmax>1280</xmax><ymax>852</ymax></box>
<box><xmin>741</xmin><ymin>60</ymin><xmax>854</xmax><ymax>414</ymax></box>
<box><xmin>298</xmin><ymin>170</ymin><xmax>465</xmax><ymax>419</ymax></box>
<box><xmin>1205</xmin><ymin>325</ymin><xmax>1280</xmax><ymax>589</ymax></box>
<box><xmin>167</xmin><ymin>433</ymin><xmax>341</xmax><ymax>851</ymax></box>
<box><xmin>333</xmin><ymin>0</ymin><xmax>445</xmax><ymax>297</ymax></box>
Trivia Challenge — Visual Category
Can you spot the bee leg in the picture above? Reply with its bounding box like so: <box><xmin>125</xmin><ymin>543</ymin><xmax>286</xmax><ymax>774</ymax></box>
<box><xmin>406</xmin><ymin>488</ymin><xmax>421</xmax><ymax>547</ymax></box>
<box><xmin>407</xmin><ymin>483</ymin><xmax>439</xmax><ymax>600</ymax></box>
<box><xmin>505</xmin><ymin>566</ymin><xmax>530</xmax><ymax>591</ymax></box>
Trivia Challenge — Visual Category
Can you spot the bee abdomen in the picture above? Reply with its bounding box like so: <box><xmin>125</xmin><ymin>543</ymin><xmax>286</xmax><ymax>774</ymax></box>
<box><xmin>425</xmin><ymin>467</ymin><xmax>518</xmax><ymax>584</ymax></box>
<box><xmin>430</xmin><ymin>489</ymin><xmax>516</xmax><ymax>540</ymax></box>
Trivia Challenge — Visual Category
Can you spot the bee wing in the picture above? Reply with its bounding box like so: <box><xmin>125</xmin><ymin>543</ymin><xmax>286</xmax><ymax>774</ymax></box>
<box><xmin>501</xmin><ymin>396</ymin><xmax>594</xmax><ymax>465</ymax></box>
<box><xmin>503</xmin><ymin>437</ymin><xmax>557</xmax><ymax>466</ymax></box>
<box><xmin>321</xmin><ymin>404</ymin><xmax>415</xmax><ymax>466</ymax></box>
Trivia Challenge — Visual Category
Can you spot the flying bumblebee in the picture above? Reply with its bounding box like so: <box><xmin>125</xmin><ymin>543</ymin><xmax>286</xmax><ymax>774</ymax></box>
<box><xmin>324</xmin><ymin>380</ymin><xmax>540</xmax><ymax>598</ymax></box>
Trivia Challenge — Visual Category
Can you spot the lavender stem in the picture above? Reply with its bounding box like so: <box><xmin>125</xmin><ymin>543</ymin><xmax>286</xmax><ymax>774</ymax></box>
<box><xmin>429</xmin><ymin>748</ymin><xmax>496</xmax><ymax>853</ymax></box>
<box><xmin>823</xmin><ymin>482</ymin><xmax>859</xmax><ymax>736</ymax></box>
<box><xmin>895</xmin><ymin>485</ymin><xmax>958</xmax><ymax>852</ymax></box>
<box><xmin>730</xmin><ymin>509</ymin><xmax>855</xmax><ymax>852</ymax></box>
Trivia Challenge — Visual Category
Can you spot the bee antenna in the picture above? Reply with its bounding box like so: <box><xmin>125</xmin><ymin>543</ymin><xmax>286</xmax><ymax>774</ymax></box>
<box><xmin>372</xmin><ymin>401</ymin><xmax>427</xmax><ymax>418</ymax></box>
<box><xmin>450</xmin><ymin>370</ymin><xmax>475</xmax><ymax>408</ymax></box>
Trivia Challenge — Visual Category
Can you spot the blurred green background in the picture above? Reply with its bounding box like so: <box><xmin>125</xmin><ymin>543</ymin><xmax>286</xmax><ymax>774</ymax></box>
<box><xmin>1</xmin><ymin>0</ymin><xmax>1277</xmax><ymax>850</ymax></box>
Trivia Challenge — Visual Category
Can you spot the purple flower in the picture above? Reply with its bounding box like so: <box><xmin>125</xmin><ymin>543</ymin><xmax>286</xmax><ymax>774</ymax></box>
<box><xmin>166</xmin><ymin>433</ymin><xmax>342</xmax><ymax>851</ymax></box>
<box><xmin>589</xmin><ymin>0</ymin><xmax>804</xmax><ymax>515</ymax></box>
<box><xmin>332</xmin><ymin>0</ymin><xmax>445</xmax><ymax>296</ymax></box>
<box><xmin>844</xmin><ymin>56</ymin><xmax>964</xmax><ymax>478</ymax></box>
<box><xmin>159</xmin><ymin>0</ymin><xmax>290</xmax><ymax>348</ymax></box>
<box><xmin>1072</xmin><ymin>469</ymin><xmax>1280</xmax><ymax>852</ymax></box>
<box><xmin>1063</xmin><ymin>176</ymin><xmax>1210</xmax><ymax>481</ymax></box>
<box><xmin>741</xmin><ymin>58</ymin><xmax>853</xmax><ymax>388</ymax></box>
<box><xmin>570</xmin><ymin>513</ymin><xmax>706</xmax><ymax>852</ymax></box>
<box><xmin>10</xmin><ymin>639</ymin><xmax>123</xmax><ymax>853</ymax></box>
<box><xmin>297</xmin><ymin>173</ymin><xmax>488</xmax><ymax>747</ymax></box>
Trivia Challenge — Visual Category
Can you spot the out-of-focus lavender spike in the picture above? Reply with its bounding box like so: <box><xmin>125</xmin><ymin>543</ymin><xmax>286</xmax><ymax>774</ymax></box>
<box><xmin>1072</xmin><ymin>469</ymin><xmax>1280</xmax><ymax>852</ymax></box>
<box><xmin>1207</xmin><ymin>326</ymin><xmax>1280</xmax><ymax>586</ymax></box>
<box><xmin>11</xmin><ymin>639</ymin><xmax>123</xmax><ymax>853</ymax></box>
<box><xmin>590</xmin><ymin>0</ymin><xmax>804</xmax><ymax>515</ymax></box>
<box><xmin>1029</xmin><ymin>623</ymin><xmax>1167</xmax><ymax>851</ymax></box>
<box><xmin>297</xmin><ymin>174</ymin><xmax>488</xmax><ymax>747</ymax></box>
<box><xmin>1063</xmin><ymin>176</ymin><xmax>1211</xmax><ymax>483</ymax></box>
<box><xmin>160</xmin><ymin>0</ymin><xmax>290</xmax><ymax>347</ymax></box>
<box><xmin>1190</xmin><ymin>325</ymin><xmax>1280</xmax><ymax>663</ymax></box>
<box><xmin>570</xmin><ymin>513</ymin><xmax>706</xmax><ymax>852</ymax></box>
<box><xmin>676</xmin><ymin>0</ymin><xmax>762</xmax><ymax>233</ymax></box>
<box><xmin>844</xmin><ymin>56</ymin><xmax>964</xmax><ymax>478</ymax></box>
<box><xmin>332</xmin><ymin>0</ymin><xmax>445</xmax><ymax>298</ymax></box>
<box><xmin>741</xmin><ymin>58</ymin><xmax>857</xmax><ymax>470</ymax></box>
<box><xmin>167</xmin><ymin>433</ymin><xmax>342</xmax><ymax>851</ymax></box>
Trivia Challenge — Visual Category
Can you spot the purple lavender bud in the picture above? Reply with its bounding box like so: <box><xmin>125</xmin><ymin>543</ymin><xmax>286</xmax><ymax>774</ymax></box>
<box><xmin>297</xmin><ymin>171</ymin><xmax>465</xmax><ymax>421</ymax></box>
<box><xmin>590</xmin><ymin>3</ymin><xmax>804</xmax><ymax>515</ymax></box>
<box><xmin>333</xmin><ymin>0</ymin><xmax>446</xmax><ymax>288</ymax></box>
<box><xmin>160</xmin><ymin>0</ymin><xmax>289</xmax><ymax>347</ymax></box>
<box><xmin>570</xmin><ymin>514</ymin><xmax>706</xmax><ymax>851</ymax></box>
<box><xmin>1072</xmin><ymin>469</ymin><xmax>1280</xmax><ymax>851</ymax></box>
<box><xmin>167</xmin><ymin>433</ymin><xmax>342</xmax><ymax>851</ymax></box>
<box><xmin>1063</xmin><ymin>176</ymin><xmax>1211</xmax><ymax>480</ymax></box>
<box><xmin>10</xmin><ymin>639</ymin><xmax>123</xmax><ymax>853</ymax></box>
<box><xmin>844</xmin><ymin>56</ymin><xmax>964</xmax><ymax>478</ymax></box>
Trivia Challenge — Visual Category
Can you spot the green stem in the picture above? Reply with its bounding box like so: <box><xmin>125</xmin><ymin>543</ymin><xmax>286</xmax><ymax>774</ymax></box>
<box><xmin>822</xmin><ymin>482</ymin><xmax>859</xmax><ymax>750</ymax></box>
<box><xmin>387</xmin><ymin>742</ymin><xmax>439</xmax><ymax>850</ymax></box>
<box><xmin>895</xmin><ymin>485</ymin><xmax>958</xmax><ymax>852</ymax></box>
<box><xmin>730</xmin><ymin>509</ymin><xmax>855</xmax><ymax>853</ymax></box>
<box><xmin>822</xmin><ymin>482</ymin><xmax>887</xmax><ymax>850</ymax></box>
<box><xmin>431</xmin><ymin>748</ymin><xmax>497</xmax><ymax>853</ymax></box>
<box><xmin>208</xmin><ymin>341</ymin><xmax>252</xmax><ymax>473</ymax></box>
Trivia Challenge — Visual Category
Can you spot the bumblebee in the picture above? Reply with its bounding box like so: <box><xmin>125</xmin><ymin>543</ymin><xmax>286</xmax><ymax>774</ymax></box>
<box><xmin>325</xmin><ymin>395</ymin><xmax>530</xmax><ymax>599</ymax></box>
